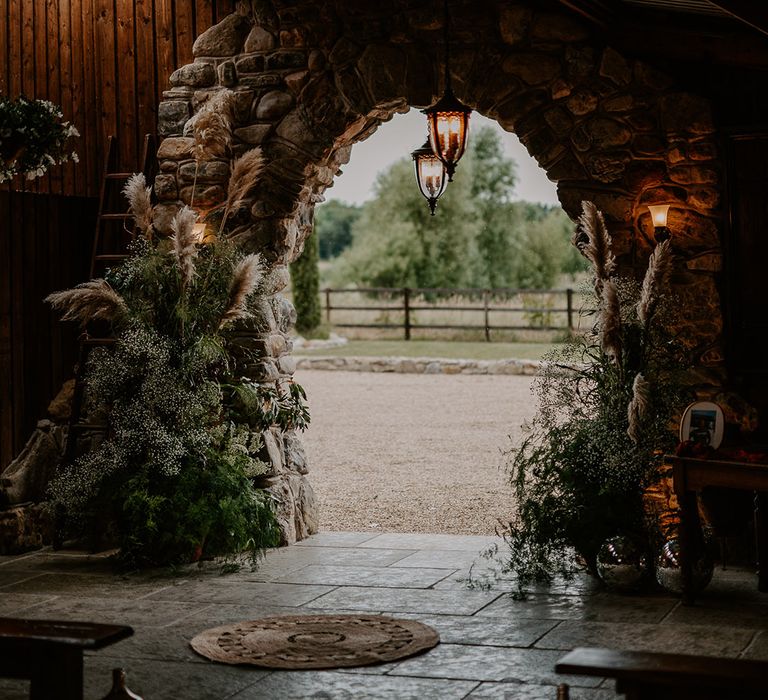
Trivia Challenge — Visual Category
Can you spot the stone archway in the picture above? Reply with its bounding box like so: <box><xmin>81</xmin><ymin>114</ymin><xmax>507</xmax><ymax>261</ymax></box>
<box><xmin>153</xmin><ymin>0</ymin><xmax>725</xmax><ymax>543</ymax></box>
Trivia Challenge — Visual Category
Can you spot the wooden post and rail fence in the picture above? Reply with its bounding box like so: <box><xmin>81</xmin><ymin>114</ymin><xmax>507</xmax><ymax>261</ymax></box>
<box><xmin>321</xmin><ymin>287</ymin><xmax>576</xmax><ymax>341</ymax></box>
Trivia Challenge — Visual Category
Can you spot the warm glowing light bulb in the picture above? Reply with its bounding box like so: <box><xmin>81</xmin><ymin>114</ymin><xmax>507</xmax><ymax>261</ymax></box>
<box><xmin>192</xmin><ymin>222</ymin><xmax>207</xmax><ymax>242</ymax></box>
<box><xmin>648</xmin><ymin>204</ymin><xmax>670</xmax><ymax>228</ymax></box>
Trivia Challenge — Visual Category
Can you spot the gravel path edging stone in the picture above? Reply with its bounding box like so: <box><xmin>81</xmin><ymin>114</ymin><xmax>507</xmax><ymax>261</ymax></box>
<box><xmin>295</xmin><ymin>355</ymin><xmax>543</xmax><ymax>375</ymax></box>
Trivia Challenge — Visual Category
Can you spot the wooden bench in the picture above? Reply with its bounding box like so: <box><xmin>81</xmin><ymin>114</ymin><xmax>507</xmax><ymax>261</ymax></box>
<box><xmin>0</xmin><ymin>617</ymin><xmax>133</xmax><ymax>699</ymax></box>
<box><xmin>556</xmin><ymin>647</ymin><xmax>768</xmax><ymax>699</ymax></box>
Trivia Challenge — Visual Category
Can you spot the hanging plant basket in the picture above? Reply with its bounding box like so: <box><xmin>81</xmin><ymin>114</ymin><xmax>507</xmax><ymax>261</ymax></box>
<box><xmin>0</xmin><ymin>96</ymin><xmax>79</xmax><ymax>182</ymax></box>
<box><xmin>1</xmin><ymin>137</ymin><xmax>25</xmax><ymax>168</ymax></box>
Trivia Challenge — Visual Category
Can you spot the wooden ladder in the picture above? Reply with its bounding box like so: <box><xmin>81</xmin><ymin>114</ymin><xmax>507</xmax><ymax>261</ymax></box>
<box><xmin>61</xmin><ymin>134</ymin><xmax>157</xmax><ymax>468</ymax></box>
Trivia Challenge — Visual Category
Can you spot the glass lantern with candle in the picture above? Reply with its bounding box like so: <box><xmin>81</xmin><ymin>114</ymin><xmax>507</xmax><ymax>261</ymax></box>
<box><xmin>412</xmin><ymin>139</ymin><xmax>448</xmax><ymax>215</ymax></box>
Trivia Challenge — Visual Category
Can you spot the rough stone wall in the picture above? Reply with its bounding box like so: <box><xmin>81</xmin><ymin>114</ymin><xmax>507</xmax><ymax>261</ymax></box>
<box><xmin>154</xmin><ymin>0</ymin><xmax>728</xmax><ymax>539</ymax></box>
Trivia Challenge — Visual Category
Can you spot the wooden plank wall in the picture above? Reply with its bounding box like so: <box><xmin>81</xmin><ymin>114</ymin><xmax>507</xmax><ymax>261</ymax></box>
<box><xmin>0</xmin><ymin>0</ymin><xmax>237</xmax><ymax>198</ymax></box>
<box><xmin>0</xmin><ymin>1</ymin><xmax>236</xmax><ymax>467</ymax></box>
<box><xmin>0</xmin><ymin>192</ymin><xmax>97</xmax><ymax>469</ymax></box>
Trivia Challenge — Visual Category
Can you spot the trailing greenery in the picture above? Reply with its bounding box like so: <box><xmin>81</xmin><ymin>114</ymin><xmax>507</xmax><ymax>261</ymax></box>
<box><xmin>329</xmin><ymin>126</ymin><xmax>587</xmax><ymax>290</ymax></box>
<box><xmin>290</xmin><ymin>231</ymin><xmax>322</xmax><ymax>335</ymax></box>
<box><xmin>47</xmin><ymin>216</ymin><xmax>308</xmax><ymax>567</ymax></box>
<box><xmin>0</xmin><ymin>96</ymin><xmax>79</xmax><ymax>182</ymax></box>
<box><xmin>498</xmin><ymin>204</ymin><xmax>689</xmax><ymax>596</ymax></box>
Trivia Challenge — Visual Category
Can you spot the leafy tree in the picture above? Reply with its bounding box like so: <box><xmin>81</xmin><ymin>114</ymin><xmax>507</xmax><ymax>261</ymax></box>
<box><xmin>290</xmin><ymin>231</ymin><xmax>322</xmax><ymax>334</ymax></box>
<box><xmin>332</xmin><ymin>158</ymin><xmax>478</xmax><ymax>289</ymax></box>
<box><xmin>331</xmin><ymin>125</ymin><xmax>586</xmax><ymax>290</ymax></box>
<box><xmin>315</xmin><ymin>200</ymin><xmax>361</xmax><ymax>259</ymax></box>
<box><xmin>511</xmin><ymin>208</ymin><xmax>582</xmax><ymax>289</ymax></box>
<box><xmin>468</xmin><ymin>127</ymin><xmax>519</xmax><ymax>288</ymax></box>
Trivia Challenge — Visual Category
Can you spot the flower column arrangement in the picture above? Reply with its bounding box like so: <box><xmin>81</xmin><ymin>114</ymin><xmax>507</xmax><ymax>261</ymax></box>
<box><xmin>500</xmin><ymin>201</ymin><xmax>689</xmax><ymax>596</ymax></box>
<box><xmin>45</xmin><ymin>170</ymin><xmax>309</xmax><ymax>567</ymax></box>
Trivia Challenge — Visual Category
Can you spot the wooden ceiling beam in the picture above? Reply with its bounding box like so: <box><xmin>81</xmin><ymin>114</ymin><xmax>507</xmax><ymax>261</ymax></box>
<box><xmin>710</xmin><ymin>1</ymin><xmax>768</xmax><ymax>38</ymax></box>
<box><xmin>556</xmin><ymin>0</ymin><xmax>768</xmax><ymax>69</ymax></box>
<box><xmin>614</xmin><ymin>24</ymin><xmax>768</xmax><ymax>70</ymax></box>
<box><xmin>555</xmin><ymin>0</ymin><xmax>614</xmax><ymax>29</ymax></box>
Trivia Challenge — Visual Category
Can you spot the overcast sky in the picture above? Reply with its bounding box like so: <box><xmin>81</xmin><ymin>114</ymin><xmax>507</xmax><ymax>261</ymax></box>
<box><xmin>323</xmin><ymin>110</ymin><xmax>560</xmax><ymax>207</ymax></box>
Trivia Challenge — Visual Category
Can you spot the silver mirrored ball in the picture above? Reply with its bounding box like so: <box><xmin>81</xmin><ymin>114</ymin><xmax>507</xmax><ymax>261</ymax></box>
<box><xmin>596</xmin><ymin>536</ymin><xmax>649</xmax><ymax>593</ymax></box>
<box><xmin>655</xmin><ymin>538</ymin><xmax>714</xmax><ymax>594</ymax></box>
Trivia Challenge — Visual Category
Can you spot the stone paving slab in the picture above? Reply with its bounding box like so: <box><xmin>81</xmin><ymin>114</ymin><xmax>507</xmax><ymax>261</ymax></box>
<box><xmin>477</xmin><ymin>592</ymin><xmax>678</xmax><ymax>623</ymax></box>
<box><xmin>663</xmin><ymin>596</ymin><xmax>768</xmax><ymax>629</ymax></box>
<box><xmin>387</xmin><ymin>644</ymin><xmax>603</xmax><ymax>687</ymax></box>
<box><xmin>0</xmin><ymin>570</ymin><xmax>45</xmax><ymax>587</ymax></box>
<box><xmin>145</xmin><ymin>580</ymin><xmax>334</xmax><ymax>607</ymax></box>
<box><xmin>0</xmin><ymin>572</ymin><xmax>174</xmax><ymax>600</ymax></box>
<box><xmin>18</xmin><ymin>596</ymin><xmax>211</xmax><ymax>628</ymax></box>
<box><xmin>162</xmin><ymin>603</ymin><xmax>384</xmax><ymax>628</ymax></box>
<box><xmin>432</xmin><ymin>569</ymin><xmax>516</xmax><ymax>592</ymax></box>
<box><xmin>386</xmin><ymin>549</ymin><xmax>483</xmax><ymax>570</ymax></box>
<box><xmin>741</xmin><ymin>630</ymin><xmax>768</xmax><ymax>660</ymax></box>
<box><xmin>258</xmin><ymin>545</ymin><xmax>419</xmax><ymax>569</ymax></box>
<box><xmin>465</xmin><ymin>682</ymin><xmax>617</xmax><ymax>699</ymax></box>
<box><xmin>272</xmin><ymin>564</ymin><xmax>456</xmax><ymax>589</ymax></box>
<box><xmin>83</xmin><ymin>654</ymin><xmax>266</xmax><ymax>700</ymax></box>
<box><xmin>700</xmin><ymin>568</ymin><xmax>766</xmax><ymax>602</ymax></box>
<box><xmin>293</xmin><ymin>532</ymin><xmax>381</xmax><ymax>547</ymax></box>
<box><xmin>434</xmin><ymin>571</ymin><xmax>604</xmax><ymax>596</ymax></box>
<box><xmin>0</xmin><ymin>550</ymin><xmax>117</xmax><ymax>575</ymax></box>
<box><xmin>534</xmin><ymin>620</ymin><xmax>756</xmax><ymax>657</ymax></box>
<box><xmin>397</xmin><ymin>613</ymin><xmax>559</xmax><ymax>648</ymax></box>
<box><xmin>359</xmin><ymin>533</ymin><xmax>502</xmax><ymax>551</ymax></box>
<box><xmin>308</xmin><ymin>585</ymin><xmax>503</xmax><ymax>616</ymax></box>
<box><xmin>231</xmin><ymin>670</ymin><xmax>478</xmax><ymax>699</ymax></box>
<box><xmin>0</xmin><ymin>592</ymin><xmax>58</xmax><ymax>615</ymax></box>
<box><xmin>91</xmin><ymin>622</ymin><xmax>209</xmax><ymax>664</ymax></box>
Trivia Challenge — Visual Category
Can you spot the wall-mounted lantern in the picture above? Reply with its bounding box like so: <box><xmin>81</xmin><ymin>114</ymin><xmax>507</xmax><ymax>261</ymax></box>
<box><xmin>192</xmin><ymin>222</ymin><xmax>207</xmax><ymax>242</ymax></box>
<box><xmin>647</xmin><ymin>204</ymin><xmax>671</xmax><ymax>244</ymax></box>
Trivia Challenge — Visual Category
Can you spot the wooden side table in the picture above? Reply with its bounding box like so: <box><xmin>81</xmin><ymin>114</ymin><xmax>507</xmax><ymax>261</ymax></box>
<box><xmin>667</xmin><ymin>455</ymin><xmax>768</xmax><ymax>604</ymax></box>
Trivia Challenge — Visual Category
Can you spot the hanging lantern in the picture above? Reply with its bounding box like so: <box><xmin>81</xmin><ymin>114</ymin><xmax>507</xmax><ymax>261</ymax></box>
<box><xmin>424</xmin><ymin>91</ymin><xmax>471</xmax><ymax>182</ymax></box>
<box><xmin>412</xmin><ymin>138</ymin><xmax>448</xmax><ymax>215</ymax></box>
<box><xmin>422</xmin><ymin>0</ymin><xmax>472</xmax><ymax>181</ymax></box>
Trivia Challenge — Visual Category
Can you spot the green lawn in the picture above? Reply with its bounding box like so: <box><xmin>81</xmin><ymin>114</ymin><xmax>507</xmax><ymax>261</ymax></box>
<box><xmin>294</xmin><ymin>339</ymin><xmax>558</xmax><ymax>361</ymax></box>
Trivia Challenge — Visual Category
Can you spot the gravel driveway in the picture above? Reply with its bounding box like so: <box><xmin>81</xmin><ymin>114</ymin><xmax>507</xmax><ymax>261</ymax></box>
<box><xmin>295</xmin><ymin>369</ymin><xmax>537</xmax><ymax>536</ymax></box>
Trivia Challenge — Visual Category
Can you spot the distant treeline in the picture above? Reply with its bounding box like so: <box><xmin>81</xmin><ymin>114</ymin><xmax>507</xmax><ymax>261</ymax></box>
<box><xmin>314</xmin><ymin>125</ymin><xmax>588</xmax><ymax>291</ymax></box>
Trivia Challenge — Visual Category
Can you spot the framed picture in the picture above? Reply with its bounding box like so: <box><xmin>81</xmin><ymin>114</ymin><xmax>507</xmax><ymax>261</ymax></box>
<box><xmin>679</xmin><ymin>401</ymin><xmax>725</xmax><ymax>449</ymax></box>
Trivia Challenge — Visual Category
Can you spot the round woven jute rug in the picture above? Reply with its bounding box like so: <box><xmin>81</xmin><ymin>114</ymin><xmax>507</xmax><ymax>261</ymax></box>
<box><xmin>190</xmin><ymin>614</ymin><xmax>440</xmax><ymax>670</ymax></box>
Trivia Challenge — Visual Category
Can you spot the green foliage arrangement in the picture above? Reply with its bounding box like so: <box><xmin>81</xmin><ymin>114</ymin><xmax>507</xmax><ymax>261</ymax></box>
<box><xmin>0</xmin><ymin>96</ymin><xmax>79</xmax><ymax>182</ymax></box>
<box><xmin>46</xmin><ymin>181</ymin><xmax>307</xmax><ymax>567</ymax></box>
<box><xmin>329</xmin><ymin>125</ymin><xmax>587</xmax><ymax>290</ymax></box>
<box><xmin>290</xmin><ymin>230</ymin><xmax>322</xmax><ymax>335</ymax></box>
<box><xmin>500</xmin><ymin>202</ymin><xmax>688</xmax><ymax>594</ymax></box>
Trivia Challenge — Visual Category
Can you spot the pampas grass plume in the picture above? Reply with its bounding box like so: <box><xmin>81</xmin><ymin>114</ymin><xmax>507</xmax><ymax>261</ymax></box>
<box><xmin>191</xmin><ymin>90</ymin><xmax>233</xmax><ymax>160</ymax></box>
<box><xmin>599</xmin><ymin>278</ymin><xmax>622</xmax><ymax>365</ymax></box>
<box><xmin>226</xmin><ymin>148</ymin><xmax>265</xmax><ymax>212</ymax></box>
<box><xmin>220</xmin><ymin>254</ymin><xmax>263</xmax><ymax>329</ymax></box>
<box><xmin>637</xmin><ymin>239</ymin><xmax>674</xmax><ymax>327</ymax></box>
<box><xmin>122</xmin><ymin>173</ymin><xmax>153</xmax><ymax>235</ymax></box>
<box><xmin>171</xmin><ymin>206</ymin><xmax>199</xmax><ymax>286</ymax></box>
<box><xmin>46</xmin><ymin>279</ymin><xmax>127</xmax><ymax>328</ymax></box>
<box><xmin>627</xmin><ymin>373</ymin><xmax>651</xmax><ymax>444</ymax></box>
<box><xmin>579</xmin><ymin>201</ymin><xmax>616</xmax><ymax>292</ymax></box>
